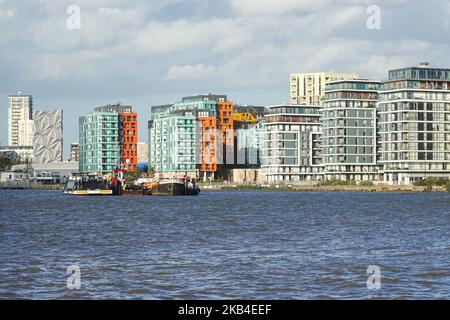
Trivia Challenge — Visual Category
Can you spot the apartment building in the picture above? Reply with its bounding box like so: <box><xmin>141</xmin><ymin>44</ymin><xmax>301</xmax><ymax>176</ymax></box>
<box><xmin>94</xmin><ymin>104</ymin><xmax>138</xmax><ymax>172</ymax></box>
<box><xmin>378</xmin><ymin>63</ymin><xmax>450</xmax><ymax>185</ymax></box>
<box><xmin>321</xmin><ymin>80</ymin><xmax>382</xmax><ymax>181</ymax></box>
<box><xmin>149</xmin><ymin>112</ymin><xmax>197</xmax><ymax>176</ymax></box>
<box><xmin>79</xmin><ymin>112</ymin><xmax>120</xmax><ymax>174</ymax></box>
<box><xmin>290</xmin><ymin>72</ymin><xmax>358</xmax><ymax>105</ymax></box>
<box><xmin>261</xmin><ymin>104</ymin><xmax>322</xmax><ymax>182</ymax></box>
<box><xmin>148</xmin><ymin>95</ymin><xmax>235</xmax><ymax>180</ymax></box>
<box><xmin>79</xmin><ymin>104</ymin><xmax>137</xmax><ymax>174</ymax></box>
<box><xmin>8</xmin><ymin>92</ymin><xmax>33</xmax><ymax>147</ymax></box>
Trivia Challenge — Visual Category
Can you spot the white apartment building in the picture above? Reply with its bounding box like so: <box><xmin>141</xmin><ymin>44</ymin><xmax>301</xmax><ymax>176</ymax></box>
<box><xmin>261</xmin><ymin>104</ymin><xmax>322</xmax><ymax>183</ymax></box>
<box><xmin>379</xmin><ymin>64</ymin><xmax>450</xmax><ymax>185</ymax></box>
<box><xmin>8</xmin><ymin>92</ymin><xmax>33</xmax><ymax>147</ymax></box>
<box><xmin>290</xmin><ymin>72</ymin><xmax>358</xmax><ymax>105</ymax></box>
<box><xmin>321</xmin><ymin>80</ymin><xmax>382</xmax><ymax>182</ymax></box>
<box><xmin>18</xmin><ymin>119</ymin><xmax>34</xmax><ymax>146</ymax></box>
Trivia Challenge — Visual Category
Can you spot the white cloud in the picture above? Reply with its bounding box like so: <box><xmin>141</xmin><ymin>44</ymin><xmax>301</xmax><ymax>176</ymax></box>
<box><xmin>131</xmin><ymin>18</ymin><xmax>254</xmax><ymax>55</ymax></box>
<box><xmin>98</xmin><ymin>7</ymin><xmax>122</xmax><ymax>16</ymax></box>
<box><xmin>166</xmin><ymin>64</ymin><xmax>217</xmax><ymax>80</ymax></box>
<box><xmin>2</xmin><ymin>0</ymin><xmax>450</xmax><ymax>152</ymax></box>
<box><xmin>231</xmin><ymin>0</ymin><xmax>329</xmax><ymax>16</ymax></box>
<box><xmin>0</xmin><ymin>7</ymin><xmax>15</xmax><ymax>17</ymax></box>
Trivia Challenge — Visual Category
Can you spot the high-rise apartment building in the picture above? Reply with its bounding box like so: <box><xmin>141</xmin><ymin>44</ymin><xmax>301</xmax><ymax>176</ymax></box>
<box><xmin>8</xmin><ymin>92</ymin><xmax>33</xmax><ymax>146</ymax></box>
<box><xmin>148</xmin><ymin>94</ymin><xmax>235</xmax><ymax>180</ymax></box>
<box><xmin>79</xmin><ymin>112</ymin><xmax>120</xmax><ymax>174</ymax></box>
<box><xmin>261</xmin><ymin>104</ymin><xmax>322</xmax><ymax>182</ymax></box>
<box><xmin>79</xmin><ymin>104</ymin><xmax>137</xmax><ymax>174</ymax></box>
<box><xmin>217</xmin><ymin>101</ymin><xmax>234</xmax><ymax>166</ymax></box>
<box><xmin>321</xmin><ymin>80</ymin><xmax>381</xmax><ymax>181</ymax></box>
<box><xmin>119</xmin><ymin>112</ymin><xmax>138</xmax><ymax>172</ymax></box>
<box><xmin>94</xmin><ymin>104</ymin><xmax>138</xmax><ymax>172</ymax></box>
<box><xmin>379</xmin><ymin>63</ymin><xmax>450</xmax><ymax>185</ymax></box>
<box><xmin>290</xmin><ymin>72</ymin><xmax>358</xmax><ymax>105</ymax></box>
<box><xmin>149</xmin><ymin>112</ymin><xmax>197</xmax><ymax>176</ymax></box>
<box><xmin>198</xmin><ymin>114</ymin><xmax>218</xmax><ymax>175</ymax></box>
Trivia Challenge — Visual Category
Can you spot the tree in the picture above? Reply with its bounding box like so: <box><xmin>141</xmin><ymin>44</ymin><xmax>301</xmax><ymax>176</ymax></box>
<box><xmin>0</xmin><ymin>157</ymin><xmax>20</xmax><ymax>172</ymax></box>
<box><xmin>125</xmin><ymin>168</ymin><xmax>142</xmax><ymax>184</ymax></box>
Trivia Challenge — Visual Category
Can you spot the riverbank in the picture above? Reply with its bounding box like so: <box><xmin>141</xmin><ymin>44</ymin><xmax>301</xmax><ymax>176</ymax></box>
<box><xmin>1</xmin><ymin>182</ymin><xmax>447</xmax><ymax>193</ymax></box>
<box><xmin>0</xmin><ymin>182</ymin><xmax>63</xmax><ymax>190</ymax></box>
<box><xmin>199</xmin><ymin>183</ymin><xmax>447</xmax><ymax>193</ymax></box>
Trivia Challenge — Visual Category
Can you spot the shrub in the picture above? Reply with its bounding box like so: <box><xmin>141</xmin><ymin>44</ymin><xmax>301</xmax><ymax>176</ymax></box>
<box><xmin>359</xmin><ymin>181</ymin><xmax>374</xmax><ymax>187</ymax></box>
<box><xmin>414</xmin><ymin>177</ymin><xmax>449</xmax><ymax>187</ymax></box>
<box><xmin>321</xmin><ymin>179</ymin><xmax>357</xmax><ymax>186</ymax></box>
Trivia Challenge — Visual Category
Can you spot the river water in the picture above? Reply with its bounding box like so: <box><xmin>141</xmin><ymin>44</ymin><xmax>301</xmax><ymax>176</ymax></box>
<box><xmin>0</xmin><ymin>190</ymin><xmax>449</xmax><ymax>299</ymax></box>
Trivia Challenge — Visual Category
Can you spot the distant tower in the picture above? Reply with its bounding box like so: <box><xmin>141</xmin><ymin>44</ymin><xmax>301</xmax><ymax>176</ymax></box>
<box><xmin>70</xmin><ymin>143</ymin><xmax>79</xmax><ymax>162</ymax></box>
<box><xmin>8</xmin><ymin>92</ymin><xmax>33</xmax><ymax>146</ymax></box>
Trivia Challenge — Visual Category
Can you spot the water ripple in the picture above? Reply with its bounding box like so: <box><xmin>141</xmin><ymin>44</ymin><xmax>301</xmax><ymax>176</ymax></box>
<box><xmin>0</xmin><ymin>190</ymin><xmax>449</xmax><ymax>299</ymax></box>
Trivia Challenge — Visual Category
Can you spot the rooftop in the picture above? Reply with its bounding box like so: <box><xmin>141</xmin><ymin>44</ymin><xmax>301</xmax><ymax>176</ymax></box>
<box><xmin>388</xmin><ymin>63</ymin><xmax>450</xmax><ymax>81</ymax></box>
<box><xmin>95</xmin><ymin>103</ymin><xmax>133</xmax><ymax>114</ymax></box>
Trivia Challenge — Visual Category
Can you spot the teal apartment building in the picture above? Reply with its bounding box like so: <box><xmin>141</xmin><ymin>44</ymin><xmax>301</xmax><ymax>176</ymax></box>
<box><xmin>79</xmin><ymin>112</ymin><xmax>120</xmax><ymax>174</ymax></box>
<box><xmin>149</xmin><ymin>112</ymin><xmax>197</xmax><ymax>175</ymax></box>
<box><xmin>148</xmin><ymin>95</ymin><xmax>227</xmax><ymax>178</ymax></box>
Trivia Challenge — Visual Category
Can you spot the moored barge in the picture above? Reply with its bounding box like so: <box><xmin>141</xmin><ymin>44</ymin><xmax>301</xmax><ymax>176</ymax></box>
<box><xmin>63</xmin><ymin>173</ymin><xmax>200</xmax><ymax>196</ymax></box>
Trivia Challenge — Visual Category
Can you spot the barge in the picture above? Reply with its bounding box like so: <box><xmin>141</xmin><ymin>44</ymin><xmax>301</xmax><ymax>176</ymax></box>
<box><xmin>63</xmin><ymin>172</ymin><xmax>200</xmax><ymax>196</ymax></box>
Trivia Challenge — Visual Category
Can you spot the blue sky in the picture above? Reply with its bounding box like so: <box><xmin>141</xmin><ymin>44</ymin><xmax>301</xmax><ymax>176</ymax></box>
<box><xmin>1</xmin><ymin>0</ymin><xmax>450</xmax><ymax>157</ymax></box>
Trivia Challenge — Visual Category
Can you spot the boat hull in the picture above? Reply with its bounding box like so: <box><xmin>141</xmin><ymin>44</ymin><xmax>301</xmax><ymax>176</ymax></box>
<box><xmin>144</xmin><ymin>181</ymin><xmax>200</xmax><ymax>196</ymax></box>
<box><xmin>63</xmin><ymin>189</ymin><xmax>114</xmax><ymax>196</ymax></box>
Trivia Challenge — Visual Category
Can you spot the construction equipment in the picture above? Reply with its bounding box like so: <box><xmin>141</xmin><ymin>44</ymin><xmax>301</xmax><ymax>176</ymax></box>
<box><xmin>233</xmin><ymin>113</ymin><xmax>257</xmax><ymax>123</ymax></box>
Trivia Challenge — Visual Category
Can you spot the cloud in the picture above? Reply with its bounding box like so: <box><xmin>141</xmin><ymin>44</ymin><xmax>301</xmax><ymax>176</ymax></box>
<box><xmin>98</xmin><ymin>7</ymin><xmax>122</xmax><ymax>16</ymax></box>
<box><xmin>131</xmin><ymin>18</ymin><xmax>254</xmax><ymax>55</ymax></box>
<box><xmin>0</xmin><ymin>7</ymin><xmax>15</xmax><ymax>17</ymax></box>
<box><xmin>230</xmin><ymin>0</ymin><xmax>329</xmax><ymax>16</ymax></box>
<box><xmin>1</xmin><ymin>0</ymin><xmax>450</xmax><ymax>154</ymax></box>
<box><xmin>166</xmin><ymin>64</ymin><xmax>217</xmax><ymax>80</ymax></box>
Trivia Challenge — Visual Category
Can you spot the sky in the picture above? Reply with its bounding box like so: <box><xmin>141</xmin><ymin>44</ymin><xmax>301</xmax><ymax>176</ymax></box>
<box><xmin>1</xmin><ymin>0</ymin><xmax>450</xmax><ymax>157</ymax></box>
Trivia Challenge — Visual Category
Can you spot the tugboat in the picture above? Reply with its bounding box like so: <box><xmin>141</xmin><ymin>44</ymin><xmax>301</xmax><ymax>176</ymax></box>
<box><xmin>63</xmin><ymin>168</ymin><xmax>128</xmax><ymax>196</ymax></box>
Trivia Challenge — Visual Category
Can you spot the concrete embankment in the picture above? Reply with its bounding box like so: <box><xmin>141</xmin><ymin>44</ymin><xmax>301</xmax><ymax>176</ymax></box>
<box><xmin>1</xmin><ymin>182</ymin><xmax>446</xmax><ymax>193</ymax></box>
<box><xmin>0</xmin><ymin>182</ymin><xmax>63</xmax><ymax>190</ymax></box>
<box><xmin>199</xmin><ymin>183</ymin><xmax>446</xmax><ymax>193</ymax></box>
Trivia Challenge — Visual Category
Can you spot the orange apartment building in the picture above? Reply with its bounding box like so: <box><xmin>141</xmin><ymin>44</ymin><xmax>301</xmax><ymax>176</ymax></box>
<box><xmin>198</xmin><ymin>116</ymin><xmax>217</xmax><ymax>177</ymax></box>
<box><xmin>217</xmin><ymin>101</ymin><xmax>234</xmax><ymax>166</ymax></box>
<box><xmin>196</xmin><ymin>101</ymin><xmax>234</xmax><ymax>180</ymax></box>
<box><xmin>119</xmin><ymin>113</ymin><xmax>138</xmax><ymax>172</ymax></box>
